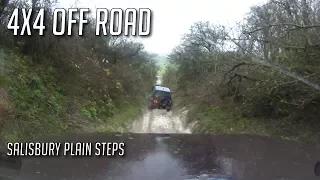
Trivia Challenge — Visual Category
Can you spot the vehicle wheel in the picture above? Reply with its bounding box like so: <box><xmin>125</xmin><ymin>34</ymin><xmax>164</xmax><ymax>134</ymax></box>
<box><xmin>166</xmin><ymin>107</ymin><xmax>171</xmax><ymax>111</ymax></box>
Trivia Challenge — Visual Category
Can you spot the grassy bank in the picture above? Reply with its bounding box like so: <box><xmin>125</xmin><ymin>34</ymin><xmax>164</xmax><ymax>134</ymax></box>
<box><xmin>94</xmin><ymin>100</ymin><xmax>143</xmax><ymax>133</ymax></box>
<box><xmin>187</xmin><ymin>104</ymin><xmax>320</xmax><ymax>145</ymax></box>
<box><xmin>0</xmin><ymin>50</ymin><xmax>148</xmax><ymax>143</ymax></box>
<box><xmin>0</xmin><ymin>1</ymin><xmax>158</xmax><ymax>143</ymax></box>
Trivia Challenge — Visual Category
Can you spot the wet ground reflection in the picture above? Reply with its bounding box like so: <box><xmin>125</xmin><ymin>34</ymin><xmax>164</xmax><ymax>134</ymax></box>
<box><xmin>13</xmin><ymin>133</ymin><xmax>320</xmax><ymax>180</ymax></box>
<box><xmin>110</xmin><ymin>141</ymin><xmax>188</xmax><ymax>180</ymax></box>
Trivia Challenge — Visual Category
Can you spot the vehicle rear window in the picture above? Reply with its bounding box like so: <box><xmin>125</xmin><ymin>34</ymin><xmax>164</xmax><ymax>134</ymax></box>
<box><xmin>152</xmin><ymin>90</ymin><xmax>171</xmax><ymax>98</ymax></box>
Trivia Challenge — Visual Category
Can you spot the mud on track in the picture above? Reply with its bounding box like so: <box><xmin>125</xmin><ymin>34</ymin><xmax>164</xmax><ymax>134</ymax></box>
<box><xmin>131</xmin><ymin>108</ymin><xmax>192</xmax><ymax>133</ymax></box>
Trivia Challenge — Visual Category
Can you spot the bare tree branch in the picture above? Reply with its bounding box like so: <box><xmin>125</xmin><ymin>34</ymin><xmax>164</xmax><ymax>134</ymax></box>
<box><xmin>252</xmin><ymin>58</ymin><xmax>320</xmax><ymax>91</ymax></box>
<box><xmin>244</xmin><ymin>23</ymin><xmax>320</xmax><ymax>34</ymax></box>
<box><xmin>223</xmin><ymin>62</ymin><xmax>255</xmax><ymax>79</ymax></box>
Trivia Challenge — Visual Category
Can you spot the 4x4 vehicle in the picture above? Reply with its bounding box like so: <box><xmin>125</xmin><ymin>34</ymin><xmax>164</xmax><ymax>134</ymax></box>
<box><xmin>149</xmin><ymin>85</ymin><xmax>172</xmax><ymax>111</ymax></box>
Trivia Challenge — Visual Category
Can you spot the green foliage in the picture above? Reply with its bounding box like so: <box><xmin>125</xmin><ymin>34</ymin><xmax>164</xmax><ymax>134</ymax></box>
<box><xmin>188</xmin><ymin>104</ymin><xmax>320</xmax><ymax>144</ymax></box>
<box><xmin>0</xmin><ymin>48</ymin><xmax>152</xmax><ymax>142</ymax></box>
<box><xmin>0</xmin><ymin>75</ymin><xmax>8</xmax><ymax>87</ymax></box>
<box><xmin>0</xmin><ymin>0</ymin><xmax>157</xmax><ymax>142</ymax></box>
<box><xmin>95</xmin><ymin>100</ymin><xmax>143</xmax><ymax>133</ymax></box>
<box><xmin>156</xmin><ymin>56</ymin><xmax>168</xmax><ymax>75</ymax></box>
<box><xmin>1</xmin><ymin>53</ymin><xmax>68</xmax><ymax>141</ymax></box>
<box><xmin>164</xmin><ymin>0</ymin><xmax>320</xmax><ymax>145</ymax></box>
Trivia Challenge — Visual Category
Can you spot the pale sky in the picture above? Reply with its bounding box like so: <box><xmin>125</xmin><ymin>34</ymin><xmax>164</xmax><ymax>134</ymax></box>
<box><xmin>56</xmin><ymin>0</ymin><xmax>266</xmax><ymax>55</ymax></box>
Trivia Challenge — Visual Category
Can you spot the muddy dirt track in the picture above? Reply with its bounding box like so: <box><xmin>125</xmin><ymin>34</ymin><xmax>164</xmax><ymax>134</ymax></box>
<box><xmin>1</xmin><ymin>94</ymin><xmax>320</xmax><ymax>179</ymax></box>
<box><xmin>1</xmin><ymin>106</ymin><xmax>320</xmax><ymax>179</ymax></box>
<box><xmin>131</xmin><ymin>108</ymin><xmax>192</xmax><ymax>134</ymax></box>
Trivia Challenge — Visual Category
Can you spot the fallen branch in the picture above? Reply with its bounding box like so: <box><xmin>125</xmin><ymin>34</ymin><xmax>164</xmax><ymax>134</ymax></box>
<box><xmin>252</xmin><ymin>58</ymin><xmax>320</xmax><ymax>91</ymax></box>
<box><xmin>225</xmin><ymin>73</ymin><xmax>258</xmax><ymax>85</ymax></box>
<box><xmin>230</xmin><ymin>36</ymin><xmax>320</xmax><ymax>91</ymax></box>
<box><xmin>268</xmin><ymin>73</ymin><xmax>318</xmax><ymax>94</ymax></box>
<box><xmin>223</xmin><ymin>62</ymin><xmax>255</xmax><ymax>80</ymax></box>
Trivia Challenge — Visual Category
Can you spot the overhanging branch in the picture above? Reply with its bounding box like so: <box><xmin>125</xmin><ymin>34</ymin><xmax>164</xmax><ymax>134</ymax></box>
<box><xmin>244</xmin><ymin>23</ymin><xmax>320</xmax><ymax>34</ymax></box>
<box><xmin>252</xmin><ymin>58</ymin><xmax>320</xmax><ymax>91</ymax></box>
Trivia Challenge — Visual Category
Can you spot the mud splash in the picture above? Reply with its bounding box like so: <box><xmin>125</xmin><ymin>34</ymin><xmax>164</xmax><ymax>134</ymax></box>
<box><xmin>131</xmin><ymin>108</ymin><xmax>192</xmax><ymax>133</ymax></box>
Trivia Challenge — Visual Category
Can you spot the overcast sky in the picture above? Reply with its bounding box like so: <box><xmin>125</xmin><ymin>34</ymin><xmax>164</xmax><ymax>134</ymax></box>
<box><xmin>57</xmin><ymin>0</ymin><xmax>266</xmax><ymax>55</ymax></box>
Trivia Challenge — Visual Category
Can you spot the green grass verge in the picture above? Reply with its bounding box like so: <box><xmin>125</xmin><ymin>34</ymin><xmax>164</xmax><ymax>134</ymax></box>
<box><xmin>188</xmin><ymin>104</ymin><xmax>320</xmax><ymax>145</ymax></box>
<box><xmin>190</xmin><ymin>105</ymin><xmax>272</xmax><ymax>136</ymax></box>
<box><xmin>95</xmin><ymin>101</ymin><xmax>142</xmax><ymax>133</ymax></box>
